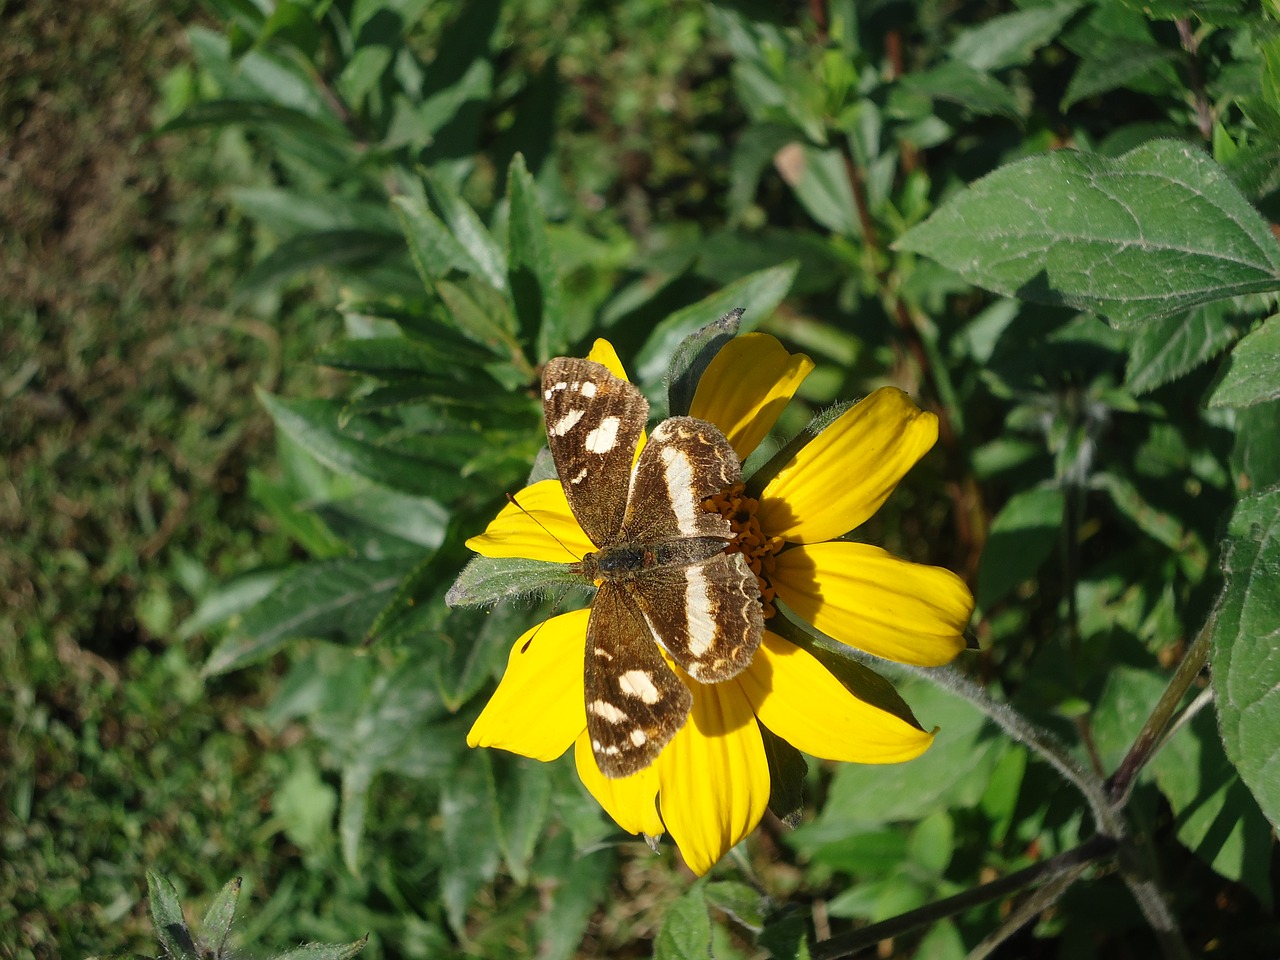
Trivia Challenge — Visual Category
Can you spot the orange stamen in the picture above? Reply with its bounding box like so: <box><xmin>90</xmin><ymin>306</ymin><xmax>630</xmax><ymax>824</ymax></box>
<box><xmin>703</xmin><ymin>483</ymin><xmax>783</xmax><ymax>619</ymax></box>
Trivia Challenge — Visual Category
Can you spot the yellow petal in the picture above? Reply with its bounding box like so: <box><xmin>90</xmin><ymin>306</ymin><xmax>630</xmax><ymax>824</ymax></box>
<box><xmin>772</xmin><ymin>542</ymin><xmax>972</xmax><ymax>666</ymax></box>
<box><xmin>586</xmin><ymin>338</ymin><xmax>630</xmax><ymax>380</ymax></box>
<box><xmin>467</xmin><ymin>609</ymin><xmax>589</xmax><ymax>760</ymax></box>
<box><xmin>465</xmin><ymin>479</ymin><xmax>595</xmax><ymax>561</ymax></box>
<box><xmin>739</xmin><ymin>631</ymin><xmax>934</xmax><ymax>763</ymax></box>
<box><xmin>574</xmin><ymin>731</ymin><xmax>664</xmax><ymax>836</ymax></box>
<box><xmin>758</xmin><ymin>387</ymin><xmax>938</xmax><ymax>543</ymax></box>
<box><xmin>656</xmin><ymin>672</ymin><xmax>770</xmax><ymax>876</ymax></box>
<box><xmin>689</xmin><ymin>333</ymin><xmax>814</xmax><ymax>460</ymax></box>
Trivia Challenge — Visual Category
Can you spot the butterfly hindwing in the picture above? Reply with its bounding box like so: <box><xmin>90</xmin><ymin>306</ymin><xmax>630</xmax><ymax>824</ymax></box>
<box><xmin>541</xmin><ymin>357</ymin><xmax>648</xmax><ymax>546</ymax></box>
<box><xmin>629</xmin><ymin>551</ymin><xmax>764</xmax><ymax>684</ymax></box>
<box><xmin>585</xmin><ymin>582</ymin><xmax>693</xmax><ymax>778</ymax></box>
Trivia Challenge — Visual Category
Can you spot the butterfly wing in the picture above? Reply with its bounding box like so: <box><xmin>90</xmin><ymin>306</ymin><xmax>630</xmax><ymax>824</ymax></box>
<box><xmin>542</xmin><ymin>357</ymin><xmax>648</xmax><ymax>547</ymax></box>
<box><xmin>585</xmin><ymin>581</ymin><xmax>693</xmax><ymax>778</ymax></box>
<box><xmin>615</xmin><ymin>415</ymin><xmax>764</xmax><ymax>682</ymax></box>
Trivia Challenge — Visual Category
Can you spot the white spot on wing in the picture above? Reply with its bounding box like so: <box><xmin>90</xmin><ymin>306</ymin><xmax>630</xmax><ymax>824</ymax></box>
<box><xmin>570</xmin><ymin>467</ymin><xmax>589</xmax><ymax>485</ymax></box>
<box><xmin>551</xmin><ymin>409</ymin><xmax>585</xmax><ymax>436</ymax></box>
<box><xmin>585</xmin><ymin>416</ymin><xmax>621</xmax><ymax>453</ymax></box>
<box><xmin>684</xmin><ymin>565</ymin><xmax>715</xmax><ymax>658</ymax></box>
<box><xmin>630</xmin><ymin>729</ymin><xmax>648</xmax><ymax>747</ymax></box>
<box><xmin>589</xmin><ymin>700</ymin><xmax>629</xmax><ymax>723</ymax></box>
<box><xmin>618</xmin><ymin>669</ymin><xmax>661</xmax><ymax>704</ymax></box>
<box><xmin>580</xmin><ymin>381</ymin><xmax>598</xmax><ymax>398</ymax></box>
<box><xmin>659</xmin><ymin>446</ymin><xmax>701</xmax><ymax>536</ymax></box>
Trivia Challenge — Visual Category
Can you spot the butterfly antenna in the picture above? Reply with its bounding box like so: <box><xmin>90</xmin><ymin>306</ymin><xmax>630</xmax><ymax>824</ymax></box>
<box><xmin>505</xmin><ymin>491</ymin><xmax>583</xmax><ymax>563</ymax></box>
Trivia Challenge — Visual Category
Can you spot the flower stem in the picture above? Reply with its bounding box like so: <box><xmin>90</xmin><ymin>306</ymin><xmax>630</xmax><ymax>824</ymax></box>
<box><xmin>809</xmin><ymin>835</ymin><xmax>1118</xmax><ymax>960</ymax></box>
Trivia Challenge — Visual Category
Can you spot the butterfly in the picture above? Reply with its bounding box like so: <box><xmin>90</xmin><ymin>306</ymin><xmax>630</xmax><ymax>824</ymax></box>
<box><xmin>542</xmin><ymin>357</ymin><xmax>764</xmax><ymax>777</ymax></box>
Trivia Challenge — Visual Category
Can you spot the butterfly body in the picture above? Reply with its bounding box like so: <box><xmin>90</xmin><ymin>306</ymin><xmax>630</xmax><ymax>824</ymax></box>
<box><xmin>542</xmin><ymin>357</ymin><xmax>764</xmax><ymax>778</ymax></box>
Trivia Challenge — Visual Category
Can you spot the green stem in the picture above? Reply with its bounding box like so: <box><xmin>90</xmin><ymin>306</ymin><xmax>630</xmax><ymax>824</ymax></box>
<box><xmin>809</xmin><ymin>835</ymin><xmax>1117</xmax><ymax>960</ymax></box>
<box><xmin>1106</xmin><ymin>619</ymin><xmax>1213</xmax><ymax>806</ymax></box>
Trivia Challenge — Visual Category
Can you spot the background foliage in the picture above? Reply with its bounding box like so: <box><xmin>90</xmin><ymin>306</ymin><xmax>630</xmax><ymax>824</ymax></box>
<box><xmin>4</xmin><ymin>0</ymin><xmax>1278</xmax><ymax>958</ymax></box>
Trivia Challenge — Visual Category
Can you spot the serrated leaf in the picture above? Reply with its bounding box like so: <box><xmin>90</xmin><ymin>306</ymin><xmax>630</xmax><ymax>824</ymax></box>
<box><xmin>896</xmin><ymin>140</ymin><xmax>1280</xmax><ymax>326</ymax></box>
<box><xmin>445</xmin><ymin>554</ymin><xmax>584</xmax><ymax>607</ymax></box>
<box><xmin>440</xmin><ymin>756</ymin><xmax>502</xmax><ymax>932</ymax></box>
<box><xmin>1124</xmin><ymin>302</ymin><xmax>1239</xmax><ymax>394</ymax></box>
<box><xmin>200</xmin><ymin>876</ymin><xmax>241</xmax><ymax>958</ymax></box>
<box><xmin>1061</xmin><ymin>43</ymin><xmax>1177</xmax><ymax>110</ymax></box>
<box><xmin>491</xmin><ymin>754</ymin><xmax>552</xmax><ymax>885</ymax></box>
<box><xmin>654</xmin><ymin>883</ymin><xmax>712</xmax><ymax>960</ymax></box>
<box><xmin>506</xmin><ymin>153</ymin><xmax>565</xmax><ymax>362</ymax></box>
<box><xmin>426</xmin><ymin>174</ymin><xmax>507</xmax><ymax>290</ymax></box>
<box><xmin>146</xmin><ymin>872</ymin><xmax>197</xmax><ymax>960</ymax></box>
<box><xmin>977</xmin><ymin>487</ymin><xmax>1065</xmax><ymax>608</ymax></box>
<box><xmin>1211</xmin><ymin>485</ymin><xmax>1280</xmax><ymax>830</ymax></box>
<box><xmin>202</xmin><ymin>558</ymin><xmax>407</xmax><ymax>676</ymax></box>
<box><xmin>634</xmin><ymin>263</ymin><xmax>798</xmax><ymax>384</ymax></box>
<box><xmin>258</xmin><ymin>390</ymin><xmax>463</xmax><ymax>496</ymax></box>
<box><xmin>1208</xmin><ymin>314</ymin><xmax>1280</xmax><ymax>408</ymax></box>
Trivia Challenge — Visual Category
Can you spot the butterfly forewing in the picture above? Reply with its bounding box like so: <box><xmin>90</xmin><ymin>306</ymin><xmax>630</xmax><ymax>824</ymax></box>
<box><xmin>585</xmin><ymin>582</ymin><xmax>693</xmax><ymax>777</ymax></box>
<box><xmin>542</xmin><ymin>357</ymin><xmax>648</xmax><ymax>546</ymax></box>
<box><xmin>620</xmin><ymin>416</ymin><xmax>739</xmax><ymax>545</ymax></box>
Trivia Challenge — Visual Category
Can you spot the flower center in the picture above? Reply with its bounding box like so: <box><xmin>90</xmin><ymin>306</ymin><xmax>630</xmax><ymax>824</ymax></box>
<box><xmin>703</xmin><ymin>483</ymin><xmax>783</xmax><ymax>619</ymax></box>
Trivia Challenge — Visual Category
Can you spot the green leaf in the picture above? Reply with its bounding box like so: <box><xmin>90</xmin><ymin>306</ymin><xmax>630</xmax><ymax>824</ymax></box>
<box><xmin>203</xmin><ymin>558</ymin><xmax>407</xmax><ymax>676</ymax></box>
<box><xmin>634</xmin><ymin>263</ymin><xmax>798</xmax><ymax>385</ymax></box>
<box><xmin>445</xmin><ymin>554</ymin><xmax>585</xmax><ymax>607</ymax></box>
<box><xmin>705</xmin><ymin>881</ymin><xmax>766</xmax><ymax>932</ymax></box>
<box><xmin>506</xmin><ymin>153</ymin><xmax>566</xmax><ymax>362</ymax></box>
<box><xmin>775</xmin><ymin>144</ymin><xmax>859</xmax><ymax>235</ymax></box>
<box><xmin>654</xmin><ymin>883</ymin><xmax>712</xmax><ymax>960</ymax></box>
<box><xmin>1150</xmin><ymin>708</ymin><xmax>1273</xmax><ymax>902</ymax></box>
<box><xmin>153</xmin><ymin>98</ymin><xmax>347</xmax><ymax>139</ymax></box>
<box><xmin>977</xmin><ymin>487</ymin><xmax>1065</xmax><ymax>609</ymax></box>
<box><xmin>1231</xmin><ymin>400</ymin><xmax>1280</xmax><ymax>491</ymax></box>
<box><xmin>440</xmin><ymin>756</ymin><xmax>502</xmax><ymax>932</ymax></box>
<box><xmin>1061</xmin><ymin>43</ymin><xmax>1178</xmax><ymax>111</ymax></box>
<box><xmin>1208</xmin><ymin>314</ymin><xmax>1280</xmax><ymax>407</ymax></box>
<box><xmin>317</xmin><ymin>335</ymin><xmax>494</xmax><ymax>379</ymax></box>
<box><xmin>1211</xmin><ymin>484</ymin><xmax>1280</xmax><ymax>830</ymax></box>
<box><xmin>394</xmin><ymin>194</ymin><xmax>492</xmax><ymax>284</ymax></box>
<box><xmin>491</xmin><ymin>754</ymin><xmax>552</xmax><ymax>885</ymax></box>
<box><xmin>898</xmin><ymin>61</ymin><xmax>1024</xmax><ymax>122</ymax></box>
<box><xmin>761</xmin><ymin>725</ymin><xmax>807</xmax><ymax>827</ymax></box>
<box><xmin>258</xmin><ymin>391</ymin><xmax>464</xmax><ymax>496</ymax></box>
<box><xmin>896</xmin><ymin>140</ymin><xmax>1280</xmax><ymax>326</ymax></box>
<box><xmin>236</xmin><ymin>229</ymin><xmax>404</xmax><ymax>297</ymax></box>
<box><xmin>948</xmin><ymin>2</ymin><xmax>1081</xmax><ymax>71</ymax></box>
<box><xmin>532</xmin><ymin>836</ymin><xmax>613</xmax><ymax>960</ymax></box>
<box><xmin>200</xmin><ymin>876</ymin><xmax>241</xmax><ymax>958</ymax></box>
<box><xmin>757</xmin><ymin>913</ymin><xmax>812</xmax><ymax>960</ymax></box>
<box><xmin>426</xmin><ymin>174</ymin><xmax>507</xmax><ymax>290</ymax></box>
<box><xmin>178</xmin><ymin>570</ymin><xmax>285</xmax><ymax>640</ymax></box>
<box><xmin>146</xmin><ymin>872</ymin><xmax>197</xmax><ymax>960</ymax></box>
<box><xmin>273</xmin><ymin>938</ymin><xmax>369</xmax><ymax>960</ymax></box>
<box><xmin>666</xmin><ymin>308</ymin><xmax>744</xmax><ymax>418</ymax></box>
<box><xmin>1093</xmin><ymin>472</ymin><xmax>1209</xmax><ymax>578</ymax></box>
<box><xmin>1124</xmin><ymin>302</ymin><xmax>1239</xmax><ymax>394</ymax></box>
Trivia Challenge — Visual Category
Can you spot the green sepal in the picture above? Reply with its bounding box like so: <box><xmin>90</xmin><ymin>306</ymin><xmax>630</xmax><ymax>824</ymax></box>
<box><xmin>742</xmin><ymin>401</ymin><xmax>855</xmax><ymax>500</ymax></box>
<box><xmin>769</xmin><ymin>607</ymin><xmax>923</xmax><ymax>730</ymax></box>
<box><xmin>200</xmin><ymin>876</ymin><xmax>242</xmax><ymax>959</ymax></box>
<box><xmin>665</xmin><ymin>308</ymin><xmax>744</xmax><ymax>418</ymax></box>
<box><xmin>445</xmin><ymin>554</ymin><xmax>585</xmax><ymax>608</ymax></box>
<box><xmin>760</xmin><ymin>724</ymin><xmax>808</xmax><ymax>827</ymax></box>
<box><xmin>146</xmin><ymin>872</ymin><xmax>198</xmax><ymax>960</ymax></box>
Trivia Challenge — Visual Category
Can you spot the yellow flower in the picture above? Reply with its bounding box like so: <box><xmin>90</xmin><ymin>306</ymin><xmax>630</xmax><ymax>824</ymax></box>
<box><xmin>464</xmin><ymin>334</ymin><xmax>974</xmax><ymax>874</ymax></box>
